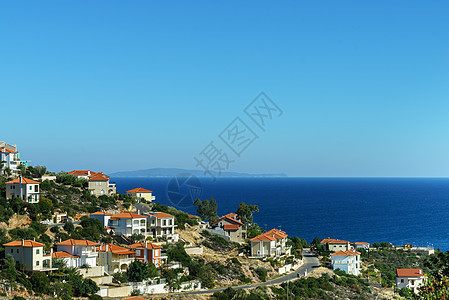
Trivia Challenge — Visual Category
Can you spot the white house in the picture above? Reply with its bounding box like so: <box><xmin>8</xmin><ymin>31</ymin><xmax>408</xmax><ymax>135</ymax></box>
<box><xmin>250</xmin><ymin>228</ymin><xmax>291</xmax><ymax>258</ymax></box>
<box><xmin>331</xmin><ymin>249</ymin><xmax>361</xmax><ymax>276</ymax></box>
<box><xmin>355</xmin><ymin>242</ymin><xmax>370</xmax><ymax>251</ymax></box>
<box><xmin>5</xmin><ymin>176</ymin><xmax>40</xmax><ymax>203</ymax></box>
<box><xmin>211</xmin><ymin>213</ymin><xmax>246</xmax><ymax>243</ymax></box>
<box><xmin>145</xmin><ymin>212</ymin><xmax>178</xmax><ymax>242</ymax></box>
<box><xmin>396</xmin><ymin>268</ymin><xmax>425</xmax><ymax>293</ymax></box>
<box><xmin>108</xmin><ymin>212</ymin><xmax>147</xmax><ymax>237</ymax></box>
<box><xmin>68</xmin><ymin>170</ymin><xmax>98</xmax><ymax>180</ymax></box>
<box><xmin>52</xmin><ymin>251</ymin><xmax>79</xmax><ymax>268</ymax></box>
<box><xmin>0</xmin><ymin>142</ymin><xmax>28</xmax><ymax>174</ymax></box>
<box><xmin>56</xmin><ymin>239</ymin><xmax>99</xmax><ymax>267</ymax></box>
<box><xmin>126</xmin><ymin>188</ymin><xmax>156</xmax><ymax>203</ymax></box>
<box><xmin>3</xmin><ymin>240</ymin><xmax>53</xmax><ymax>271</ymax></box>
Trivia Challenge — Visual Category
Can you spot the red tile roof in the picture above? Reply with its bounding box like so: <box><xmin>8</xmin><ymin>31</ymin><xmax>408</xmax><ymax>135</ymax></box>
<box><xmin>90</xmin><ymin>211</ymin><xmax>112</xmax><ymax>216</ymax></box>
<box><xmin>331</xmin><ymin>249</ymin><xmax>361</xmax><ymax>256</ymax></box>
<box><xmin>56</xmin><ymin>239</ymin><xmax>99</xmax><ymax>246</ymax></box>
<box><xmin>0</xmin><ymin>147</ymin><xmax>18</xmax><ymax>154</ymax></box>
<box><xmin>52</xmin><ymin>251</ymin><xmax>79</xmax><ymax>258</ymax></box>
<box><xmin>188</xmin><ymin>214</ymin><xmax>200</xmax><ymax>219</ymax></box>
<box><xmin>355</xmin><ymin>242</ymin><xmax>370</xmax><ymax>245</ymax></box>
<box><xmin>111</xmin><ymin>212</ymin><xmax>147</xmax><ymax>219</ymax></box>
<box><xmin>328</xmin><ymin>240</ymin><xmax>350</xmax><ymax>244</ymax></box>
<box><xmin>146</xmin><ymin>212</ymin><xmax>174</xmax><ymax>219</ymax></box>
<box><xmin>212</xmin><ymin>213</ymin><xmax>243</xmax><ymax>226</ymax></box>
<box><xmin>68</xmin><ymin>170</ymin><xmax>93</xmax><ymax>176</ymax></box>
<box><xmin>223</xmin><ymin>224</ymin><xmax>239</xmax><ymax>231</ymax></box>
<box><xmin>96</xmin><ymin>244</ymin><xmax>136</xmax><ymax>255</ymax></box>
<box><xmin>129</xmin><ymin>242</ymin><xmax>162</xmax><ymax>249</ymax></box>
<box><xmin>6</xmin><ymin>177</ymin><xmax>40</xmax><ymax>184</ymax></box>
<box><xmin>88</xmin><ymin>173</ymin><xmax>110</xmax><ymax>181</ymax></box>
<box><xmin>3</xmin><ymin>240</ymin><xmax>44</xmax><ymax>247</ymax></box>
<box><xmin>126</xmin><ymin>187</ymin><xmax>153</xmax><ymax>193</ymax></box>
<box><xmin>397</xmin><ymin>269</ymin><xmax>424</xmax><ymax>277</ymax></box>
<box><xmin>320</xmin><ymin>238</ymin><xmax>336</xmax><ymax>244</ymax></box>
<box><xmin>250</xmin><ymin>228</ymin><xmax>288</xmax><ymax>242</ymax></box>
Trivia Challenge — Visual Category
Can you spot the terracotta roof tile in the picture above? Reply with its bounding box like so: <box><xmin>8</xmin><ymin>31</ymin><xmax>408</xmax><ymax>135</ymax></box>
<box><xmin>126</xmin><ymin>187</ymin><xmax>153</xmax><ymax>193</ymax></box>
<box><xmin>0</xmin><ymin>147</ymin><xmax>18</xmax><ymax>154</ymax></box>
<box><xmin>111</xmin><ymin>212</ymin><xmax>147</xmax><ymax>219</ymax></box>
<box><xmin>355</xmin><ymin>242</ymin><xmax>370</xmax><ymax>245</ymax></box>
<box><xmin>56</xmin><ymin>239</ymin><xmax>99</xmax><ymax>246</ymax></box>
<box><xmin>331</xmin><ymin>249</ymin><xmax>361</xmax><ymax>256</ymax></box>
<box><xmin>52</xmin><ymin>251</ymin><xmax>79</xmax><ymax>258</ymax></box>
<box><xmin>6</xmin><ymin>177</ymin><xmax>40</xmax><ymax>184</ymax></box>
<box><xmin>146</xmin><ymin>212</ymin><xmax>174</xmax><ymax>219</ymax></box>
<box><xmin>96</xmin><ymin>244</ymin><xmax>136</xmax><ymax>255</ymax></box>
<box><xmin>250</xmin><ymin>228</ymin><xmax>288</xmax><ymax>242</ymax></box>
<box><xmin>90</xmin><ymin>211</ymin><xmax>112</xmax><ymax>216</ymax></box>
<box><xmin>397</xmin><ymin>269</ymin><xmax>424</xmax><ymax>277</ymax></box>
<box><xmin>88</xmin><ymin>173</ymin><xmax>110</xmax><ymax>181</ymax></box>
<box><xmin>223</xmin><ymin>224</ymin><xmax>239</xmax><ymax>231</ymax></box>
<box><xmin>3</xmin><ymin>240</ymin><xmax>44</xmax><ymax>247</ymax></box>
<box><xmin>129</xmin><ymin>242</ymin><xmax>162</xmax><ymax>249</ymax></box>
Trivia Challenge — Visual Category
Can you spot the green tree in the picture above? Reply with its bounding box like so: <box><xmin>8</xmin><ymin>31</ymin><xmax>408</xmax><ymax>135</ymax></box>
<box><xmin>50</xmin><ymin>281</ymin><xmax>74</xmax><ymax>300</ymax></box>
<box><xmin>1</xmin><ymin>254</ymin><xmax>18</xmax><ymax>290</ymax></box>
<box><xmin>163</xmin><ymin>268</ymin><xmax>182</xmax><ymax>292</ymax></box>
<box><xmin>417</xmin><ymin>276</ymin><xmax>449</xmax><ymax>299</ymax></box>
<box><xmin>30</xmin><ymin>271</ymin><xmax>50</xmax><ymax>294</ymax></box>
<box><xmin>193</xmin><ymin>197</ymin><xmax>219</xmax><ymax>224</ymax></box>
<box><xmin>63</xmin><ymin>221</ymin><xmax>75</xmax><ymax>233</ymax></box>
<box><xmin>126</xmin><ymin>260</ymin><xmax>150</xmax><ymax>282</ymax></box>
<box><xmin>147</xmin><ymin>262</ymin><xmax>159</xmax><ymax>279</ymax></box>
<box><xmin>166</xmin><ymin>242</ymin><xmax>192</xmax><ymax>267</ymax></box>
<box><xmin>236</xmin><ymin>202</ymin><xmax>259</xmax><ymax>225</ymax></box>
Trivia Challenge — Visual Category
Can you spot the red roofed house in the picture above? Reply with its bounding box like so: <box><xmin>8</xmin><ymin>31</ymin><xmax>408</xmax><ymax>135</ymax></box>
<box><xmin>0</xmin><ymin>142</ymin><xmax>28</xmax><ymax>175</ymax></box>
<box><xmin>108</xmin><ymin>212</ymin><xmax>148</xmax><ymax>237</ymax></box>
<box><xmin>145</xmin><ymin>212</ymin><xmax>178</xmax><ymax>242</ymax></box>
<box><xmin>129</xmin><ymin>242</ymin><xmax>167</xmax><ymax>267</ymax></box>
<box><xmin>3</xmin><ymin>240</ymin><xmax>53</xmax><ymax>271</ymax></box>
<box><xmin>355</xmin><ymin>242</ymin><xmax>370</xmax><ymax>251</ymax></box>
<box><xmin>396</xmin><ymin>268</ymin><xmax>425</xmax><ymax>293</ymax></box>
<box><xmin>56</xmin><ymin>239</ymin><xmax>100</xmax><ymax>267</ymax></box>
<box><xmin>52</xmin><ymin>251</ymin><xmax>79</xmax><ymax>268</ymax></box>
<box><xmin>331</xmin><ymin>249</ymin><xmax>361</xmax><ymax>275</ymax></box>
<box><xmin>5</xmin><ymin>176</ymin><xmax>40</xmax><ymax>203</ymax></box>
<box><xmin>320</xmin><ymin>238</ymin><xmax>352</xmax><ymax>252</ymax></box>
<box><xmin>211</xmin><ymin>213</ymin><xmax>247</xmax><ymax>243</ymax></box>
<box><xmin>126</xmin><ymin>187</ymin><xmax>156</xmax><ymax>203</ymax></box>
<box><xmin>87</xmin><ymin>172</ymin><xmax>116</xmax><ymax>196</ymax></box>
<box><xmin>68</xmin><ymin>170</ymin><xmax>98</xmax><ymax>180</ymax></box>
<box><xmin>250</xmin><ymin>228</ymin><xmax>291</xmax><ymax>258</ymax></box>
<box><xmin>96</xmin><ymin>244</ymin><xmax>136</xmax><ymax>273</ymax></box>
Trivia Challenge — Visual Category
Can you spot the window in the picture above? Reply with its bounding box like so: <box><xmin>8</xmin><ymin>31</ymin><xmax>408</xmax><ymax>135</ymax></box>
<box><xmin>163</xmin><ymin>220</ymin><xmax>166</xmax><ymax>226</ymax></box>
<box><xmin>136</xmin><ymin>250</ymin><xmax>141</xmax><ymax>256</ymax></box>
<box><xmin>401</xmin><ymin>279</ymin><xmax>404</xmax><ymax>283</ymax></box>
<box><xmin>36</xmin><ymin>261</ymin><xmax>39</xmax><ymax>266</ymax></box>
<box><xmin>36</xmin><ymin>249</ymin><xmax>39</xmax><ymax>254</ymax></box>
<box><xmin>411</xmin><ymin>280</ymin><xmax>415</xmax><ymax>285</ymax></box>
<box><xmin>169</xmin><ymin>219</ymin><xmax>172</xmax><ymax>225</ymax></box>
<box><xmin>29</xmin><ymin>186</ymin><xmax>32</xmax><ymax>191</ymax></box>
<box><xmin>10</xmin><ymin>249</ymin><xmax>13</xmax><ymax>253</ymax></box>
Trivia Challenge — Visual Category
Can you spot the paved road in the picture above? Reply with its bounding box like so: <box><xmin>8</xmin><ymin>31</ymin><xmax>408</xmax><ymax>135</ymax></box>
<box><xmin>46</xmin><ymin>221</ymin><xmax>81</xmax><ymax>228</ymax></box>
<box><xmin>172</xmin><ymin>248</ymin><xmax>320</xmax><ymax>296</ymax></box>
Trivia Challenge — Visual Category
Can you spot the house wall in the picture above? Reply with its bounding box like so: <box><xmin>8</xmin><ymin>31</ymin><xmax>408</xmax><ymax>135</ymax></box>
<box><xmin>90</xmin><ymin>214</ymin><xmax>111</xmax><ymax>227</ymax></box>
<box><xmin>6</xmin><ymin>183</ymin><xmax>40</xmax><ymax>203</ymax></box>
<box><xmin>88</xmin><ymin>180</ymin><xmax>109</xmax><ymax>196</ymax></box>
<box><xmin>396</xmin><ymin>276</ymin><xmax>424</xmax><ymax>293</ymax></box>
<box><xmin>251</xmin><ymin>241</ymin><xmax>274</xmax><ymax>257</ymax></box>
<box><xmin>5</xmin><ymin>246</ymin><xmax>46</xmax><ymax>271</ymax></box>
<box><xmin>57</xmin><ymin>245</ymin><xmax>97</xmax><ymax>267</ymax></box>
<box><xmin>329</xmin><ymin>243</ymin><xmax>351</xmax><ymax>252</ymax></box>
<box><xmin>332</xmin><ymin>255</ymin><xmax>361</xmax><ymax>276</ymax></box>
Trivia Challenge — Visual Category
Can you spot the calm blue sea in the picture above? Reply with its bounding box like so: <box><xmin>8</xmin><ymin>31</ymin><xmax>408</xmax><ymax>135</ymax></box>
<box><xmin>112</xmin><ymin>177</ymin><xmax>449</xmax><ymax>251</ymax></box>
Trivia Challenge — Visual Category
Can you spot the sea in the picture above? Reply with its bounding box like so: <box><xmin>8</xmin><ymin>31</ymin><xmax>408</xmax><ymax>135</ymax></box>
<box><xmin>111</xmin><ymin>177</ymin><xmax>449</xmax><ymax>252</ymax></box>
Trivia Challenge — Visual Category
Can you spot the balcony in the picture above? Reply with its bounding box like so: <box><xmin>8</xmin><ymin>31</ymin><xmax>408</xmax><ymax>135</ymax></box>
<box><xmin>109</xmin><ymin>183</ymin><xmax>116</xmax><ymax>188</ymax></box>
<box><xmin>81</xmin><ymin>251</ymin><xmax>98</xmax><ymax>257</ymax></box>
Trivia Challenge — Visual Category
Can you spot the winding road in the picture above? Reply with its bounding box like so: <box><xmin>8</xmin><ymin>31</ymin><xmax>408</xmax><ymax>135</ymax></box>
<box><xmin>171</xmin><ymin>248</ymin><xmax>320</xmax><ymax>296</ymax></box>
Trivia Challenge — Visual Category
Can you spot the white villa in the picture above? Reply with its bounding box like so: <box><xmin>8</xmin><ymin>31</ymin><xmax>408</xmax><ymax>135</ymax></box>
<box><xmin>5</xmin><ymin>176</ymin><xmax>40</xmax><ymax>203</ymax></box>
<box><xmin>250</xmin><ymin>228</ymin><xmax>291</xmax><ymax>258</ymax></box>
<box><xmin>3</xmin><ymin>240</ymin><xmax>53</xmax><ymax>271</ymax></box>
<box><xmin>331</xmin><ymin>249</ymin><xmax>361</xmax><ymax>276</ymax></box>
<box><xmin>0</xmin><ymin>142</ymin><xmax>28</xmax><ymax>174</ymax></box>
<box><xmin>108</xmin><ymin>212</ymin><xmax>147</xmax><ymax>237</ymax></box>
<box><xmin>396</xmin><ymin>268</ymin><xmax>425</xmax><ymax>293</ymax></box>
<box><xmin>145</xmin><ymin>212</ymin><xmax>178</xmax><ymax>242</ymax></box>
<box><xmin>68</xmin><ymin>170</ymin><xmax>97</xmax><ymax>180</ymax></box>
<box><xmin>56</xmin><ymin>239</ymin><xmax>99</xmax><ymax>267</ymax></box>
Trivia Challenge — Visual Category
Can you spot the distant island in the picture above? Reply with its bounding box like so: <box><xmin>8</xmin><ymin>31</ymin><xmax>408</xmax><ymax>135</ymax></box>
<box><xmin>109</xmin><ymin>168</ymin><xmax>288</xmax><ymax>178</ymax></box>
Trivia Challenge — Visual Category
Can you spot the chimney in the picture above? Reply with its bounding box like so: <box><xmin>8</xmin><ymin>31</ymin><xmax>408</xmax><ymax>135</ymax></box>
<box><xmin>419</xmin><ymin>269</ymin><xmax>422</xmax><ymax>275</ymax></box>
<box><xmin>145</xmin><ymin>241</ymin><xmax>148</xmax><ymax>248</ymax></box>
<box><xmin>22</xmin><ymin>239</ymin><xmax>24</xmax><ymax>246</ymax></box>
<box><xmin>105</xmin><ymin>244</ymin><xmax>108</xmax><ymax>252</ymax></box>
<box><xmin>137</xmin><ymin>209</ymin><xmax>140</xmax><ymax>215</ymax></box>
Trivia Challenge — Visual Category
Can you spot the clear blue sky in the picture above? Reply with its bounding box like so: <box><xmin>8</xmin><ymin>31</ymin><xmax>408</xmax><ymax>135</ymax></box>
<box><xmin>1</xmin><ymin>1</ymin><xmax>448</xmax><ymax>176</ymax></box>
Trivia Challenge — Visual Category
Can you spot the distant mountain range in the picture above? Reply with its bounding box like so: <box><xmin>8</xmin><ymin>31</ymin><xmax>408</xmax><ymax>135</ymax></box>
<box><xmin>109</xmin><ymin>168</ymin><xmax>287</xmax><ymax>178</ymax></box>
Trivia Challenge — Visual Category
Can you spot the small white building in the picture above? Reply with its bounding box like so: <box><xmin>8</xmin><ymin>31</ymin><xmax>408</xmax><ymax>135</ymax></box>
<box><xmin>56</xmin><ymin>239</ymin><xmax>99</xmax><ymax>267</ymax></box>
<box><xmin>126</xmin><ymin>187</ymin><xmax>156</xmax><ymax>203</ymax></box>
<box><xmin>68</xmin><ymin>170</ymin><xmax>97</xmax><ymax>180</ymax></box>
<box><xmin>355</xmin><ymin>242</ymin><xmax>370</xmax><ymax>251</ymax></box>
<box><xmin>331</xmin><ymin>249</ymin><xmax>361</xmax><ymax>276</ymax></box>
<box><xmin>108</xmin><ymin>212</ymin><xmax>147</xmax><ymax>237</ymax></box>
<box><xmin>3</xmin><ymin>240</ymin><xmax>53</xmax><ymax>271</ymax></box>
<box><xmin>145</xmin><ymin>212</ymin><xmax>177</xmax><ymax>241</ymax></box>
<box><xmin>250</xmin><ymin>228</ymin><xmax>291</xmax><ymax>258</ymax></box>
<box><xmin>0</xmin><ymin>143</ymin><xmax>27</xmax><ymax>174</ymax></box>
<box><xmin>52</xmin><ymin>251</ymin><xmax>80</xmax><ymax>268</ymax></box>
<box><xmin>396</xmin><ymin>268</ymin><xmax>425</xmax><ymax>293</ymax></box>
<box><xmin>5</xmin><ymin>176</ymin><xmax>40</xmax><ymax>203</ymax></box>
